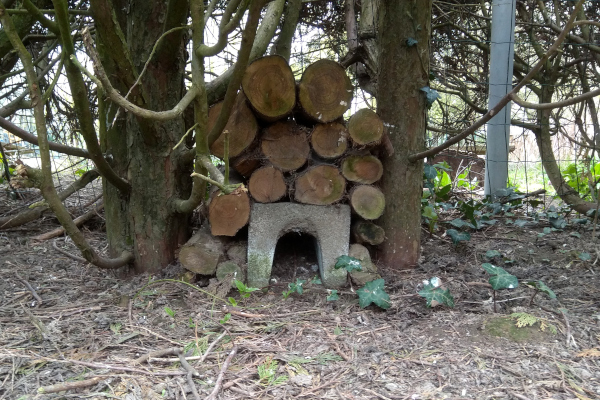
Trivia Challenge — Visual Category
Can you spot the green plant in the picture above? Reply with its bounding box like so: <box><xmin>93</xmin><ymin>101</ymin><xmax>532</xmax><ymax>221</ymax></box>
<box><xmin>234</xmin><ymin>279</ymin><xmax>259</xmax><ymax>298</ymax></box>
<box><xmin>334</xmin><ymin>255</ymin><xmax>363</xmax><ymax>272</ymax></box>
<box><xmin>110</xmin><ymin>322</ymin><xmax>122</xmax><ymax>335</ymax></box>
<box><xmin>524</xmin><ymin>280</ymin><xmax>556</xmax><ymax>306</ymax></box>
<box><xmin>510</xmin><ymin>312</ymin><xmax>557</xmax><ymax>334</ymax></box>
<box><xmin>356</xmin><ymin>279</ymin><xmax>390</xmax><ymax>309</ymax></box>
<box><xmin>219</xmin><ymin>313</ymin><xmax>231</xmax><ymax>324</ymax></box>
<box><xmin>326</xmin><ymin>289</ymin><xmax>339</xmax><ymax>301</ymax></box>
<box><xmin>257</xmin><ymin>357</ymin><xmax>288</xmax><ymax>386</ymax></box>
<box><xmin>418</xmin><ymin>277</ymin><xmax>455</xmax><ymax>308</ymax></box>
<box><xmin>481</xmin><ymin>263</ymin><xmax>518</xmax><ymax>312</ymax></box>
<box><xmin>282</xmin><ymin>279</ymin><xmax>306</xmax><ymax>299</ymax></box>
<box><xmin>164</xmin><ymin>306</ymin><xmax>175</xmax><ymax>318</ymax></box>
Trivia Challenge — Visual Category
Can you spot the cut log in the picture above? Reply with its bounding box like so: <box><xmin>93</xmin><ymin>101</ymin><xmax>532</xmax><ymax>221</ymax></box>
<box><xmin>208</xmin><ymin>187</ymin><xmax>251</xmax><ymax>236</ymax></box>
<box><xmin>349</xmin><ymin>185</ymin><xmax>385</xmax><ymax>220</ymax></box>
<box><xmin>209</xmin><ymin>92</ymin><xmax>258</xmax><ymax>159</ymax></box>
<box><xmin>241</xmin><ymin>55</ymin><xmax>296</xmax><ymax>121</ymax></box>
<box><xmin>294</xmin><ymin>165</ymin><xmax>346</xmax><ymax>205</ymax></box>
<box><xmin>248</xmin><ymin>166</ymin><xmax>287</xmax><ymax>203</ymax></box>
<box><xmin>216</xmin><ymin>261</ymin><xmax>245</xmax><ymax>286</ymax></box>
<box><xmin>261</xmin><ymin>121</ymin><xmax>310</xmax><ymax>172</ymax></box>
<box><xmin>297</xmin><ymin>59</ymin><xmax>353</xmax><ymax>123</ymax></box>
<box><xmin>310</xmin><ymin>122</ymin><xmax>348</xmax><ymax>159</ymax></box>
<box><xmin>232</xmin><ymin>155</ymin><xmax>261</xmax><ymax>178</ymax></box>
<box><xmin>179</xmin><ymin>225</ymin><xmax>226</xmax><ymax>275</ymax></box>
<box><xmin>352</xmin><ymin>220</ymin><xmax>385</xmax><ymax>245</ymax></box>
<box><xmin>348</xmin><ymin>108</ymin><xmax>383</xmax><ymax>146</ymax></box>
<box><xmin>341</xmin><ymin>154</ymin><xmax>383</xmax><ymax>184</ymax></box>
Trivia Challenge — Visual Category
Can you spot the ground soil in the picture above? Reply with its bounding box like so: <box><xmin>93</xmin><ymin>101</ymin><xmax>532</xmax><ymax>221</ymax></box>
<box><xmin>1</xmin><ymin>187</ymin><xmax>599</xmax><ymax>400</ymax></box>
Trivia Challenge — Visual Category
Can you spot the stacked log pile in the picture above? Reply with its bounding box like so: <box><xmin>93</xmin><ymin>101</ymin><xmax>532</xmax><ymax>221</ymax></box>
<box><xmin>181</xmin><ymin>55</ymin><xmax>388</xmax><ymax>280</ymax></box>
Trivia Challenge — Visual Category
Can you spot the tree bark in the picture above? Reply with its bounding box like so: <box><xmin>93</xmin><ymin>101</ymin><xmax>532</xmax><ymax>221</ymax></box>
<box><xmin>310</xmin><ymin>122</ymin><xmax>348</xmax><ymax>159</ymax></box>
<box><xmin>96</xmin><ymin>1</ymin><xmax>192</xmax><ymax>272</ymax></box>
<box><xmin>241</xmin><ymin>55</ymin><xmax>296</xmax><ymax>121</ymax></box>
<box><xmin>209</xmin><ymin>92</ymin><xmax>258</xmax><ymax>159</ymax></box>
<box><xmin>377</xmin><ymin>1</ymin><xmax>431</xmax><ymax>269</ymax></box>
<box><xmin>261</xmin><ymin>120</ymin><xmax>310</xmax><ymax>171</ymax></box>
<box><xmin>248</xmin><ymin>165</ymin><xmax>287</xmax><ymax>203</ymax></box>
<box><xmin>297</xmin><ymin>59</ymin><xmax>353</xmax><ymax>123</ymax></box>
<box><xmin>294</xmin><ymin>165</ymin><xmax>346</xmax><ymax>205</ymax></box>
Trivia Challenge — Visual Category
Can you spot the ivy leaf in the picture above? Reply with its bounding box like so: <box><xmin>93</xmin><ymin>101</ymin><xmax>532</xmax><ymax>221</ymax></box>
<box><xmin>549</xmin><ymin>216</ymin><xmax>566</xmax><ymax>229</ymax></box>
<box><xmin>406</xmin><ymin>37</ymin><xmax>418</xmax><ymax>47</ymax></box>
<box><xmin>327</xmin><ymin>290</ymin><xmax>339</xmax><ymax>301</ymax></box>
<box><xmin>422</xmin><ymin>205</ymin><xmax>437</xmax><ymax>220</ymax></box>
<box><xmin>420</xmin><ymin>86</ymin><xmax>440</xmax><ymax>108</ymax></box>
<box><xmin>578</xmin><ymin>251</ymin><xmax>591</xmax><ymax>261</ymax></box>
<box><xmin>525</xmin><ymin>280</ymin><xmax>556</xmax><ymax>299</ymax></box>
<box><xmin>357</xmin><ymin>279</ymin><xmax>390</xmax><ymax>310</ymax></box>
<box><xmin>514</xmin><ymin>219</ymin><xmax>528</xmax><ymax>227</ymax></box>
<box><xmin>424</xmin><ymin>163</ymin><xmax>437</xmax><ymax>180</ymax></box>
<box><xmin>481</xmin><ymin>263</ymin><xmax>518</xmax><ymax>290</ymax></box>
<box><xmin>485</xmin><ymin>250</ymin><xmax>502</xmax><ymax>259</ymax></box>
<box><xmin>418</xmin><ymin>278</ymin><xmax>455</xmax><ymax>308</ymax></box>
<box><xmin>450</xmin><ymin>218</ymin><xmax>472</xmax><ymax>229</ymax></box>
<box><xmin>446</xmin><ymin>229</ymin><xmax>471</xmax><ymax>245</ymax></box>
<box><xmin>335</xmin><ymin>255</ymin><xmax>362</xmax><ymax>272</ymax></box>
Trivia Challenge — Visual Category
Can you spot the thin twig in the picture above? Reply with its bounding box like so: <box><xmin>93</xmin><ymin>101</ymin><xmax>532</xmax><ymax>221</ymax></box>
<box><xmin>52</xmin><ymin>239</ymin><xmax>87</xmax><ymax>263</ymax></box>
<box><xmin>179</xmin><ymin>350</ymin><xmax>201</xmax><ymax>400</ymax></box>
<box><xmin>14</xmin><ymin>273</ymin><xmax>42</xmax><ymax>304</ymax></box>
<box><xmin>38</xmin><ymin>377</ymin><xmax>104</xmax><ymax>394</ymax></box>
<box><xmin>205</xmin><ymin>345</ymin><xmax>238</xmax><ymax>400</ymax></box>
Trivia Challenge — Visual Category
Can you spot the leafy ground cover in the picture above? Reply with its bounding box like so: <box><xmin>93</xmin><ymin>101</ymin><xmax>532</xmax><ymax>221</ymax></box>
<box><xmin>1</xmin><ymin>187</ymin><xmax>600</xmax><ymax>399</ymax></box>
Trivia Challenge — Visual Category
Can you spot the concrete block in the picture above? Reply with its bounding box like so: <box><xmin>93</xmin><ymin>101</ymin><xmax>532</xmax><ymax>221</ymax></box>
<box><xmin>247</xmin><ymin>203</ymin><xmax>350</xmax><ymax>288</ymax></box>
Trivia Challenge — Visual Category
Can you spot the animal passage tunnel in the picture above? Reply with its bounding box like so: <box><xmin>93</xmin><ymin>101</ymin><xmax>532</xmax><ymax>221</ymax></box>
<box><xmin>247</xmin><ymin>203</ymin><xmax>350</xmax><ymax>288</ymax></box>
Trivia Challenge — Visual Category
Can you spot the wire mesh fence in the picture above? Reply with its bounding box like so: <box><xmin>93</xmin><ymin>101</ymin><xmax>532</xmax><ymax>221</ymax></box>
<box><xmin>1</xmin><ymin>0</ymin><xmax>599</xmax><ymax>219</ymax></box>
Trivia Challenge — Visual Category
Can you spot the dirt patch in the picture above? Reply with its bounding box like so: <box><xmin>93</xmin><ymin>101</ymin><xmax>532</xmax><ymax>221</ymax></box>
<box><xmin>1</xmin><ymin>191</ymin><xmax>600</xmax><ymax>399</ymax></box>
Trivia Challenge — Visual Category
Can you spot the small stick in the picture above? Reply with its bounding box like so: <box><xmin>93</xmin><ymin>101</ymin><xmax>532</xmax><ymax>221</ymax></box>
<box><xmin>205</xmin><ymin>345</ymin><xmax>238</xmax><ymax>400</ymax></box>
<box><xmin>199</xmin><ymin>331</ymin><xmax>228</xmax><ymax>364</ymax></box>
<box><xmin>52</xmin><ymin>239</ymin><xmax>87</xmax><ymax>263</ymax></box>
<box><xmin>134</xmin><ymin>347</ymin><xmax>181</xmax><ymax>365</ymax></box>
<box><xmin>15</xmin><ymin>273</ymin><xmax>42</xmax><ymax>304</ymax></box>
<box><xmin>33</xmin><ymin>201</ymin><xmax>104</xmax><ymax>241</ymax></box>
<box><xmin>38</xmin><ymin>376</ymin><xmax>103</xmax><ymax>394</ymax></box>
<box><xmin>178</xmin><ymin>351</ymin><xmax>201</xmax><ymax>400</ymax></box>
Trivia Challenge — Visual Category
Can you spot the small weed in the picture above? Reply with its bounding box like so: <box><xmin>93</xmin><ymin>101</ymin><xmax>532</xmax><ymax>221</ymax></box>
<box><xmin>257</xmin><ymin>357</ymin><xmax>288</xmax><ymax>386</ymax></box>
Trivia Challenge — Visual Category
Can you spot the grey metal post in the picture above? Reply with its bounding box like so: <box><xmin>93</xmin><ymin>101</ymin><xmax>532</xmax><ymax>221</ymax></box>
<box><xmin>484</xmin><ymin>0</ymin><xmax>516</xmax><ymax>197</ymax></box>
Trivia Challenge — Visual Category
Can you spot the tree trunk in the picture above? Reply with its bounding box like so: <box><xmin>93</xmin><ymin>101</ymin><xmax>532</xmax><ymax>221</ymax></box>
<box><xmin>349</xmin><ymin>185</ymin><xmax>385</xmax><ymax>220</ymax></box>
<box><xmin>261</xmin><ymin>120</ymin><xmax>310</xmax><ymax>171</ymax></box>
<box><xmin>294</xmin><ymin>165</ymin><xmax>346</xmax><ymax>205</ymax></box>
<box><xmin>248</xmin><ymin>165</ymin><xmax>287</xmax><ymax>202</ymax></box>
<box><xmin>209</xmin><ymin>92</ymin><xmax>258</xmax><ymax>159</ymax></box>
<box><xmin>297</xmin><ymin>59</ymin><xmax>353</xmax><ymax>123</ymax></box>
<box><xmin>242</xmin><ymin>55</ymin><xmax>296</xmax><ymax>121</ymax></box>
<box><xmin>341</xmin><ymin>153</ymin><xmax>383</xmax><ymax>184</ymax></box>
<box><xmin>95</xmin><ymin>1</ymin><xmax>192</xmax><ymax>273</ymax></box>
<box><xmin>377</xmin><ymin>1</ymin><xmax>431</xmax><ymax>269</ymax></box>
<box><xmin>534</xmin><ymin>76</ymin><xmax>595</xmax><ymax>215</ymax></box>
<box><xmin>348</xmin><ymin>108</ymin><xmax>383</xmax><ymax>146</ymax></box>
<box><xmin>310</xmin><ymin>122</ymin><xmax>348</xmax><ymax>159</ymax></box>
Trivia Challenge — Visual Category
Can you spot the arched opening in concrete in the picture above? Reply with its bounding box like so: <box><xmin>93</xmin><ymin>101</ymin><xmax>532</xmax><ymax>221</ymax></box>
<box><xmin>271</xmin><ymin>232</ymin><xmax>319</xmax><ymax>283</ymax></box>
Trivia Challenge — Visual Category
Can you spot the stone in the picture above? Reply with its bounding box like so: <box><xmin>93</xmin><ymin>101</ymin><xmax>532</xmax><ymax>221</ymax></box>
<box><xmin>348</xmin><ymin>243</ymin><xmax>381</xmax><ymax>285</ymax></box>
<box><xmin>247</xmin><ymin>203</ymin><xmax>350</xmax><ymax>288</ymax></box>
